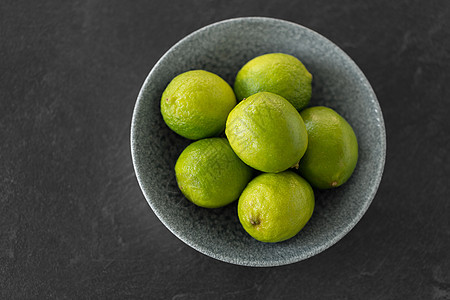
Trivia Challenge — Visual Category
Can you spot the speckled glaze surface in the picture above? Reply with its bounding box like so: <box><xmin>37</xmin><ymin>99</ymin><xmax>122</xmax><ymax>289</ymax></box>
<box><xmin>131</xmin><ymin>17</ymin><xmax>386</xmax><ymax>267</ymax></box>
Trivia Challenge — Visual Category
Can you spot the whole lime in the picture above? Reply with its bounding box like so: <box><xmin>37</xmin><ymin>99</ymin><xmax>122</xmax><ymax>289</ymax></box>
<box><xmin>238</xmin><ymin>171</ymin><xmax>315</xmax><ymax>243</ymax></box>
<box><xmin>234</xmin><ymin>53</ymin><xmax>312</xmax><ymax>110</ymax></box>
<box><xmin>161</xmin><ymin>70</ymin><xmax>236</xmax><ymax>140</ymax></box>
<box><xmin>298</xmin><ymin>106</ymin><xmax>358</xmax><ymax>189</ymax></box>
<box><xmin>225</xmin><ymin>92</ymin><xmax>308</xmax><ymax>173</ymax></box>
<box><xmin>175</xmin><ymin>138</ymin><xmax>253</xmax><ymax>208</ymax></box>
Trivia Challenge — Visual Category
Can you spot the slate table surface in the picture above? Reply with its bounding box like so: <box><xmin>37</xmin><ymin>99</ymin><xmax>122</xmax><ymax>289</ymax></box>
<box><xmin>1</xmin><ymin>1</ymin><xmax>449</xmax><ymax>299</ymax></box>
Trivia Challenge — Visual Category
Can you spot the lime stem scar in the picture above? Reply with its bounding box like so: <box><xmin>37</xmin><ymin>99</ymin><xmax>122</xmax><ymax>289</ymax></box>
<box><xmin>250</xmin><ymin>218</ymin><xmax>260</xmax><ymax>226</ymax></box>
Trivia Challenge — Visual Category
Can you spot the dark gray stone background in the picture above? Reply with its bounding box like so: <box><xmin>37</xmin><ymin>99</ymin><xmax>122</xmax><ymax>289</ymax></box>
<box><xmin>1</xmin><ymin>0</ymin><xmax>449</xmax><ymax>299</ymax></box>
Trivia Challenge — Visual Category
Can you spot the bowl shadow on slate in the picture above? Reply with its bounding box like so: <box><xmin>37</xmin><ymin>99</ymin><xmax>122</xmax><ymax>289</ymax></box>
<box><xmin>131</xmin><ymin>17</ymin><xmax>386</xmax><ymax>267</ymax></box>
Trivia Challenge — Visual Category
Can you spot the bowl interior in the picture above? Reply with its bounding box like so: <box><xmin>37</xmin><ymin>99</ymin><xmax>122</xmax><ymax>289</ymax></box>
<box><xmin>131</xmin><ymin>17</ymin><xmax>385</xmax><ymax>267</ymax></box>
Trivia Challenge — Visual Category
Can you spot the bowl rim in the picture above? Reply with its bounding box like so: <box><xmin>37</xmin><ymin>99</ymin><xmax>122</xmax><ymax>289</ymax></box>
<box><xmin>130</xmin><ymin>16</ymin><xmax>386</xmax><ymax>267</ymax></box>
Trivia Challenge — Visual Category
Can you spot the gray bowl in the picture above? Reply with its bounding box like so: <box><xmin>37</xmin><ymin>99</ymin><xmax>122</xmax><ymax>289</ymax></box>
<box><xmin>131</xmin><ymin>17</ymin><xmax>386</xmax><ymax>267</ymax></box>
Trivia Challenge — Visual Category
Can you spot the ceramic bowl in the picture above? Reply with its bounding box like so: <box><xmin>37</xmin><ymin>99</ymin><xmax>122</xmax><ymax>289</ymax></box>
<box><xmin>131</xmin><ymin>17</ymin><xmax>386</xmax><ymax>267</ymax></box>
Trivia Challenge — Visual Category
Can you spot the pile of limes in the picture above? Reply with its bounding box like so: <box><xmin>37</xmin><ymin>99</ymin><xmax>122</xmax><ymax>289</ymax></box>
<box><xmin>160</xmin><ymin>53</ymin><xmax>358</xmax><ymax>243</ymax></box>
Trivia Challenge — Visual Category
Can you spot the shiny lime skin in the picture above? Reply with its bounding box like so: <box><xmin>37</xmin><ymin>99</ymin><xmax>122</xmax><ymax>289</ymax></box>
<box><xmin>161</xmin><ymin>70</ymin><xmax>236</xmax><ymax>140</ymax></box>
<box><xmin>298</xmin><ymin>106</ymin><xmax>359</xmax><ymax>189</ymax></box>
<box><xmin>234</xmin><ymin>53</ymin><xmax>312</xmax><ymax>110</ymax></box>
<box><xmin>238</xmin><ymin>171</ymin><xmax>315</xmax><ymax>243</ymax></box>
<box><xmin>175</xmin><ymin>138</ymin><xmax>253</xmax><ymax>208</ymax></box>
<box><xmin>225</xmin><ymin>92</ymin><xmax>308</xmax><ymax>173</ymax></box>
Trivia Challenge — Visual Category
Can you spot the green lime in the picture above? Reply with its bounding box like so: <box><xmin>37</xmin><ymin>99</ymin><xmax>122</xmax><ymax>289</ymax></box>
<box><xmin>234</xmin><ymin>53</ymin><xmax>312</xmax><ymax>110</ymax></box>
<box><xmin>298</xmin><ymin>106</ymin><xmax>358</xmax><ymax>189</ymax></box>
<box><xmin>175</xmin><ymin>138</ymin><xmax>253</xmax><ymax>208</ymax></box>
<box><xmin>225</xmin><ymin>92</ymin><xmax>308</xmax><ymax>173</ymax></box>
<box><xmin>161</xmin><ymin>70</ymin><xmax>236</xmax><ymax>140</ymax></box>
<box><xmin>238</xmin><ymin>171</ymin><xmax>315</xmax><ymax>243</ymax></box>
